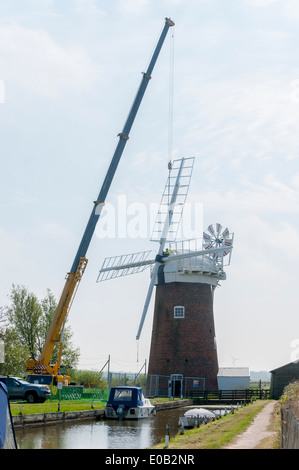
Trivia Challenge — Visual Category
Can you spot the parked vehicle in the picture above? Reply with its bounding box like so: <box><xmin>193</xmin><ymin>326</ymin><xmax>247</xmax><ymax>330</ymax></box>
<box><xmin>0</xmin><ymin>376</ymin><xmax>51</xmax><ymax>403</ymax></box>
<box><xmin>26</xmin><ymin>374</ymin><xmax>54</xmax><ymax>386</ymax></box>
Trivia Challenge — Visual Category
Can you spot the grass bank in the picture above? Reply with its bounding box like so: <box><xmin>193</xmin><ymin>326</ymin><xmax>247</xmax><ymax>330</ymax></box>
<box><xmin>9</xmin><ymin>396</ymin><xmax>186</xmax><ymax>416</ymax></box>
<box><xmin>152</xmin><ymin>400</ymin><xmax>280</xmax><ymax>449</ymax></box>
<box><xmin>9</xmin><ymin>399</ymin><xmax>106</xmax><ymax>416</ymax></box>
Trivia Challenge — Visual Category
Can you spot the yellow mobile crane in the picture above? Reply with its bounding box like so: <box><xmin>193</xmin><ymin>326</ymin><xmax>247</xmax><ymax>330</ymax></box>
<box><xmin>25</xmin><ymin>18</ymin><xmax>175</xmax><ymax>387</ymax></box>
<box><xmin>26</xmin><ymin>257</ymin><xmax>88</xmax><ymax>386</ymax></box>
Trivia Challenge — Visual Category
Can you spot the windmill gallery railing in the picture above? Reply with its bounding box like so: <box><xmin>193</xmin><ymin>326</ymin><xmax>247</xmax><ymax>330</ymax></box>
<box><xmin>167</xmin><ymin>238</ymin><xmax>231</xmax><ymax>274</ymax></box>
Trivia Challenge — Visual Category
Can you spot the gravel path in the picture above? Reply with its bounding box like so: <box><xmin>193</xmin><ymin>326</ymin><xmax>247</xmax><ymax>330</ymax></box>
<box><xmin>223</xmin><ymin>401</ymin><xmax>277</xmax><ymax>449</ymax></box>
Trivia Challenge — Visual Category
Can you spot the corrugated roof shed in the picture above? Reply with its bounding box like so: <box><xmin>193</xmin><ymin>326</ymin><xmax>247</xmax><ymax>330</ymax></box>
<box><xmin>270</xmin><ymin>361</ymin><xmax>299</xmax><ymax>399</ymax></box>
<box><xmin>218</xmin><ymin>367</ymin><xmax>250</xmax><ymax>377</ymax></box>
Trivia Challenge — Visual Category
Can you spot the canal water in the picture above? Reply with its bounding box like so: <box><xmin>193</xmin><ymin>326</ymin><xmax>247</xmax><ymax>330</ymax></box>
<box><xmin>15</xmin><ymin>407</ymin><xmax>190</xmax><ymax>449</ymax></box>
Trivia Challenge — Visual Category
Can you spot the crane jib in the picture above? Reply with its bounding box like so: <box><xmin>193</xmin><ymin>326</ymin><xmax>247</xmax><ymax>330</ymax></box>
<box><xmin>28</xmin><ymin>17</ymin><xmax>175</xmax><ymax>374</ymax></box>
<box><xmin>70</xmin><ymin>18</ymin><xmax>175</xmax><ymax>274</ymax></box>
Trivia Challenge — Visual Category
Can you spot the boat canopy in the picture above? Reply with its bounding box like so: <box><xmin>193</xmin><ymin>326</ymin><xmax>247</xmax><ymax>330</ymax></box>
<box><xmin>107</xmin><ymin>386</ymin><xmax>144</xmax><ymax>408</ymax></box>
<box><xmin>0</xmin><ymin>382</ymin><xmax>17</xmax><ymax>449</ymax></box>
<box><xmin>184</xmin><ymin>408</ymin><xmax>215</xmax><ymax>418</ymax></box>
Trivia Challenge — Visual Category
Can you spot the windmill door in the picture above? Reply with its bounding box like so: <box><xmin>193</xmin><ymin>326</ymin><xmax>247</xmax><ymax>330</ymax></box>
<box><xmin>170</xmin><ymin>374</ymin><xmax>183</xmax><ymax>398</ymax></box>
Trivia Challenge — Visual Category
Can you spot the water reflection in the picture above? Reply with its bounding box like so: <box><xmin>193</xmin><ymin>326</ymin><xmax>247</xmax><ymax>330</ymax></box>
<box><xmin>15</xmin><ymin>407</ymin><xmax>188</xmax><ymax>450</ymax></box>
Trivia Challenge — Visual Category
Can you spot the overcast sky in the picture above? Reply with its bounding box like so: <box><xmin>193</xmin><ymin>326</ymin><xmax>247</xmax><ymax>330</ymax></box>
<box><xmin>1</xmin><ymin>0</ymin><xmax>299</xmax><ymax>375</ymax></box>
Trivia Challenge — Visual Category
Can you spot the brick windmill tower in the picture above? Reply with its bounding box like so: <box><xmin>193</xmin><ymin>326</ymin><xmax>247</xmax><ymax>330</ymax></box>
<box><xmin>97</xmin><ymin>158</ymin><xmax>233</xmax><ymax>396</ymax></box>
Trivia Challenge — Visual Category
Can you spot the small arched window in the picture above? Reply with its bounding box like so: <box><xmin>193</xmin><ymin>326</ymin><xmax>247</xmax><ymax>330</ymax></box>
<box><xmin>174</xmin><ymin>306</ymin><xmax>185</xmax><ymax>318</ymax></box>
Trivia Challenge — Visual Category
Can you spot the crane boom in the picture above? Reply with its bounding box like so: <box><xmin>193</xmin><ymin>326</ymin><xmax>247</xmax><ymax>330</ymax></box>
<box><xmin>71</xmin><ymin>17</ymin><xmax>175</xmax><ymax>273</ymax></box>
<box><xmin>26</xmin><ymin>18</ymin><xmax>175</xmax><ymax>381</ymax></box>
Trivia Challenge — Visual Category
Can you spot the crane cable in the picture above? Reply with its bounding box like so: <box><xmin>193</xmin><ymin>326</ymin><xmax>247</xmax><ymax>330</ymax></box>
<box><xmin>168</xmin><ymin>26</ymin><xmax>175</xmax><ymax>165</ymax></box>
<box><xmin>167</xmin><ymin>27</ymin><xmax>175</xmax><ymax>203</ymax></box>
<box><xmin>135</xmin><ymin>28</ymin><xmax>175</xmax><ymax>365</ymax></box>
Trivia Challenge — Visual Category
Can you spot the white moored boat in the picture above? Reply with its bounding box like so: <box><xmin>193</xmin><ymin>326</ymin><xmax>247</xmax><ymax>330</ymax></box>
<box><xmin>179</xmin><ymin>408</ymin><xmax>216</xmax><ymax>428</ymax></box>
<box><xmin>104</xmin><ymin>386</ymin><xmax>155</xmax><ymax>420</ymax></box>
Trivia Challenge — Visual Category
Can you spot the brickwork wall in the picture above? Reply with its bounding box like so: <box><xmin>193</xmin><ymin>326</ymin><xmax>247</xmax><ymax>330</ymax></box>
<box><xmin>147</xmin><ymin>281</ymin><xmax>219</xmax><ymax>391</ymax></box>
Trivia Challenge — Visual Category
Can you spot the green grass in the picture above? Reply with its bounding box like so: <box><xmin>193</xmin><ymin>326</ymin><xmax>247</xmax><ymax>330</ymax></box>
<box><xmin>10</xmin><ymin>399</ymin><xmax>106</xmax><ymax>416</ymax></box>
<box><xmin>9</xmin><ymin>396</ymin><xmax>185</xmax><ymax>416</ymax></box>
<box><xmin>150</xmin><ymin>397</ymin><xmax>188</xmax><ymax>405</ymax></box>
<box><xmin>152</xmin><ymin>400</ymin><xmax>274</xmax><ymax>449</ymax></box>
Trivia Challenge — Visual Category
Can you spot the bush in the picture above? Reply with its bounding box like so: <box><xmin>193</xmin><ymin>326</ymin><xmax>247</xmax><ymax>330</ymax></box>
<box><xmin>69</xmin><ymin>369</ymin><xmax>105</xmax><ymax>388</ymax></box>
<box><xmin>280</xmin><ymin>379</ymin><xmax>299</xmax><ymax>418</ymax></box>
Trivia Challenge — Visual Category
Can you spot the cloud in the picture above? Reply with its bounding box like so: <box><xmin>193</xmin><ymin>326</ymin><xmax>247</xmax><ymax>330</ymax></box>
<box><xmin>236</xmin><ymin>215</ymin><xmax>299</xmax><ymax>261</ymax></box>
<box><xmin>41</xmin><ymin>221</ymin><xmax>70</xmax><ymax>240</ymax></box>
<box><xmin>177</xmin><ymin>72</ymin><xmax>299</xmax><ymax>180</ymax></box>
<box><xmin>245</xmin><ymin>0</ymin><xmax>279</xmax><ymax>5</ymax></box>
<box><xmin>73</xmin><ymin>0</ymin><xmax>107</xmax><ymax>15</ymax></box>
<box><xmin>291</xmin><ymin>173</ymin><xmax>299</xmax><ymax>188</ymax></box>
<box><xmin>116</xmin><ymin>0</ymin><xmax>150</xmax><ymax>14</ymax></box>
<box><xmin>201</xmin><ymin>174</ymin><xmax>299</xmax><ymax>215</ymax></box>
<box><xmin>283</xmin><ymin>0</ymin><xmax>299</xmax><ymax>20</ymax></box>
<box><xmin>0</xmin><ymin>22</ymin><xmax>100</xmax><ymax>98</ymax></box>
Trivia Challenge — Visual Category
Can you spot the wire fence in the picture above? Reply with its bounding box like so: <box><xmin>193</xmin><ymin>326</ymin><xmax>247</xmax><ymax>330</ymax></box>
<box><xmin>47</xmin><ymin>375</ymin><xmax>272</xmax><ymax>405</ymax></box>
<box><xmin>146</xmin><ymin>374</ymin><xmax>205</xmax><ymax>398</ymax></box>
<box><xmin>49</xmin><ymin>371</ymin><xmax>146</xmax><ymax>402</ymax></box>
<box><xmin>281</xmin><ymin>406</ymin><xmax>299</xmax><ymax>449</ymax></box>
<box><xmin>49</xmin><ymin>386</ymin><xmax>109</xmax><ymax>402</ymax></box>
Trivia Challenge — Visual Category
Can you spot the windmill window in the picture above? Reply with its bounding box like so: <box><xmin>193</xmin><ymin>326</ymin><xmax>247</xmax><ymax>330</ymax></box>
<box><xmin>174</xmin><ymin>306</ymin><xmax>185</xmax><ymax>318</ymax></box>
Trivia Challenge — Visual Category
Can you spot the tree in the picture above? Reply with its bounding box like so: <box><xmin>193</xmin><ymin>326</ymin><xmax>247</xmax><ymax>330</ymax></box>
<box><xmin>0</xmin><ymin>306</ymin><xmax>29</xmax><ymax>376</ymax></box>
<box><xmin>70</xmin><ymin>369</ymin><xmax>104</xmax><ymax>387</ymax></box>
<box><xmin>7</xmin><ymin>285</ymin><xmax>41</xmax><ymax>359</ymax></box>
<box><xmin>0</xmin><ymin>328</ymin><xmax>30</xmax><ymax>376</ymax></box>
<box><xmin>38</xmin><ymin>288</ymin><xmax>57</xmax><ymax>354</ymax></box>
<box><xmin>5</xmin><ymin>285</ymin><xmax>80</xmax><ymax>373</ymax></box>
<box><xmin>0</xmin><ymin>306</ymin><xmax>7</xmax><ymax>331</ymax></box>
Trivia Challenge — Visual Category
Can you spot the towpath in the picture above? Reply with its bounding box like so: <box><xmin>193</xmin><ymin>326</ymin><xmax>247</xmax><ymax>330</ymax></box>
<box><xmin>223</xmin><ymin>400</ymin><xmax>277</xmax><ymax>449</ymax></box>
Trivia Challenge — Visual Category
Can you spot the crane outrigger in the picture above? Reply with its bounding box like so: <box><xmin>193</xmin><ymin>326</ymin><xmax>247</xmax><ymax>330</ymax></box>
<box><xmin>26</xmin><ymin>18</ymin><xmax>175</xmax><ymax>386</ymax></box>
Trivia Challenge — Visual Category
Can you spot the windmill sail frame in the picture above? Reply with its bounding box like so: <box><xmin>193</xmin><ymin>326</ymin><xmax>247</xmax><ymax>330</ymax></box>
<box><xmin>96</xmin><ymin>158</ymin><xmax>234</xmax><ymax>341</ymax></box>
<box><xmin>150</xmin><ymin>157</ymin><xmax>194</xmax><ymax>243</ymax></box>
<box><xmin>97</xmin><ymin>250</ymin><xmax>153</xmax><ymax>282</ymax></box>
